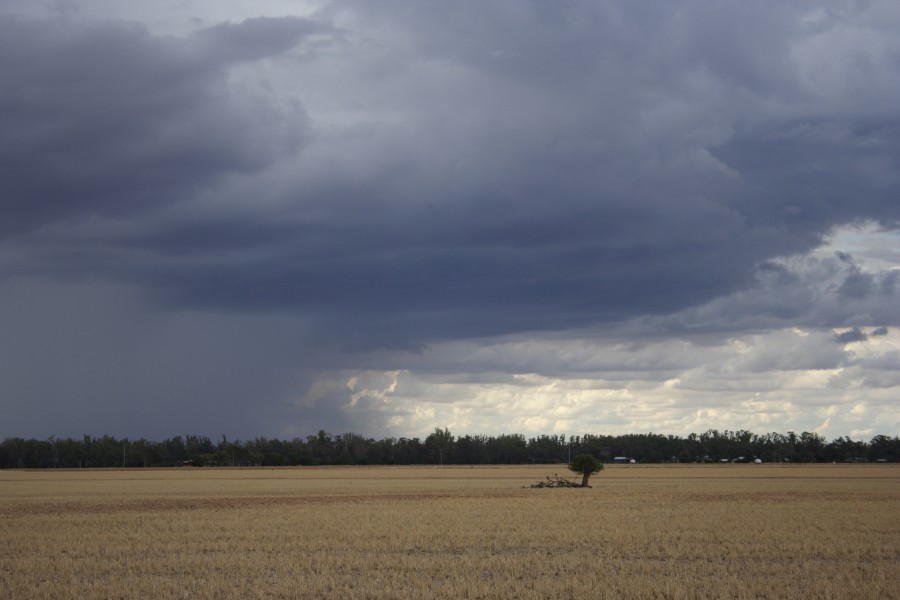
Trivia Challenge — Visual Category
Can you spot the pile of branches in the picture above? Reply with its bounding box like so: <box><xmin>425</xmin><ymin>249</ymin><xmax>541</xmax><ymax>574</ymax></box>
<box><xmin>526</xmin><ymin>475</ymin><xmax>584</xmax><ymax>488</ymax></box>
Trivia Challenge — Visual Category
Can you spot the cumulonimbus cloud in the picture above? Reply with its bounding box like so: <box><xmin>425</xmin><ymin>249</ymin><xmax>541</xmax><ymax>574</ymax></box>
<box><xmin>1</xmin><ymin>1</ymin><xmax>898</xmax><ymax>440</ymax></box>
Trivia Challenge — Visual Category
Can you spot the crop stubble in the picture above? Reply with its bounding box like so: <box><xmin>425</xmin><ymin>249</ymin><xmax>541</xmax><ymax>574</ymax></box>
<box><xmin>0</xmin><ymin>464</ymin><xmax>897</xmax><ymax>599</ymax></box>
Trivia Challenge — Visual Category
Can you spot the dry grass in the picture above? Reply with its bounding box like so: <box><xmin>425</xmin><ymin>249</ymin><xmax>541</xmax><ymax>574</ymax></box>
<box><xmin>1</xmin><ymin>464</ymin><xmax>897</xmax><ymax>599</ymax></box>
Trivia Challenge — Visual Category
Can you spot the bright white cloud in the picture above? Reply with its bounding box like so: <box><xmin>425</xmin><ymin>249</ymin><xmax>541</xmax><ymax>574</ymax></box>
<box><xmin>295</xmin><ymin>322</ymin><xmax>899</xmax><ymax>440</ymax></box>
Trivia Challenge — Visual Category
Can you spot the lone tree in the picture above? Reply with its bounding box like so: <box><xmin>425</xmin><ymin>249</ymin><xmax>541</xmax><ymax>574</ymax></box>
<box><xmin>568</xmin><ymin>454</ymin><xmax>604</xmax><ymax>487</ymax></box>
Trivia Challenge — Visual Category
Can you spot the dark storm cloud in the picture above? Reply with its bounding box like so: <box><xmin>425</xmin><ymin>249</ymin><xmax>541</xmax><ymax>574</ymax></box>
<box><xmin>835</xmin><ymin>327</ymin><xmax>868</xmax><ymax>344</ymax></box>
<box><xmin>2</xmin><ymin>0</ymin><xmax>899</xmax><ymax>440</ymax></box>
<box><xmin>194</xmin><ymin>16</ymin><xmax>326</xmax><ymax>63</ymax></box>
<box><xmin>0</xmin><ymin>15</ymin><xmax>316</xmax><ymax>236</ymax></box>
<box><xmin>717</xmin><ymin>119</ymin><xmax>900</xmax><ymax>235</ymax></box>
<box><xmin>653</xmin><ymin>248</ymin><xmax>900</xmax><ymax>339</ymax></box>
<box><xmin>5</xmin><ymin>2</ymin><xmax>899</xmax><ymax>352</ymax></box>
<box><xmin>7</xmin><ymin>2</ymin><xmax>900</xmax><ymax>347</ymax></box>
<box><xmin>150</xmin><ymin>0</ymin><xmax>900</xmax><ymax>346</ymax></box>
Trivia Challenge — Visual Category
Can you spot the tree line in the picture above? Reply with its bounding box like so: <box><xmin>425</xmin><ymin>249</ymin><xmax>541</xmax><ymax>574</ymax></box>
<box><xmin>2</xmin><ymin>429</ymin><xmax>898</xmax><ymax>469</ymax></box>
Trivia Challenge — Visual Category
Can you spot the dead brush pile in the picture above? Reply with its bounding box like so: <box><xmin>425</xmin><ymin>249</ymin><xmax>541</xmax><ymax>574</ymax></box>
<box><xmin>526</xmin><ymin>475</ymin><xmax>585</xmax><ymax>488</ymax></box>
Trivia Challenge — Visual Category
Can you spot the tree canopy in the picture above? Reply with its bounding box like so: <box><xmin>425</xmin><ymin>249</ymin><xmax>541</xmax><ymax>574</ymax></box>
<box><xmin>1</xmin><ymin>429</ymin><xmax>897</xmax><ymax>468</ymax></box>
<box><xmin>569</xmin><ymin>454</ymin><xmax>604</xmax><ymax>487</ymax></box>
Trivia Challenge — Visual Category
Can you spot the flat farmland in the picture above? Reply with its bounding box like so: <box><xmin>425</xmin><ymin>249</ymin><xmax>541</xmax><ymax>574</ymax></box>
<box><xmin>1</xmin><ymin>464</ymin><xmax>897</xmax><ymax>599</ymax></box>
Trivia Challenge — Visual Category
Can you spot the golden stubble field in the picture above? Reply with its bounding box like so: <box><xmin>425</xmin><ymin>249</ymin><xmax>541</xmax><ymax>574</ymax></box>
<box><xmin>1</xmin><ymin>464</ymin><xmax>897</xmax><ymax>599</ymax></box>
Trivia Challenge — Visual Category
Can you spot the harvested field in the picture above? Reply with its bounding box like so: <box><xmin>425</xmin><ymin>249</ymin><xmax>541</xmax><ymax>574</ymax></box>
<box><xmin>1</xmin><ymin>464</ymin><xmax>897</xmax><ymax>599</ymax></box>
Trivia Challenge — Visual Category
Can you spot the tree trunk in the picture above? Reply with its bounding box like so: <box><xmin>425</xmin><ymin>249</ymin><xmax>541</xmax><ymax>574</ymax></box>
<box><xmin>580</xmin><ymin>472</ymin><xmax>591</xmax><ymax>487</ymax></box>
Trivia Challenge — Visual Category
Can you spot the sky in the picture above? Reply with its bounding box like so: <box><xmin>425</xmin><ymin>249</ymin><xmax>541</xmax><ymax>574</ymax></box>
<box><xmin>1</xmin><ymin>0</ymin><xmax>898</xmax><ymax>442</ymax></box>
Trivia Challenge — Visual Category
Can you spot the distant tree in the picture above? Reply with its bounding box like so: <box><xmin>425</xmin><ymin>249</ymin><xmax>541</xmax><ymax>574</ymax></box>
<box><xmin>488</xmin><ymin>433</ymin><xmax>529</xmax><ymax>463</ymax></box>
<box><xmin>425</xmin><ymin>428</ymin><xmax>454</xmax><ymax>465</ymax></box>
<box><xmin>568</xmin><ymin>454</ymin><xmax>604</xmax><ymax>487</ymax></box>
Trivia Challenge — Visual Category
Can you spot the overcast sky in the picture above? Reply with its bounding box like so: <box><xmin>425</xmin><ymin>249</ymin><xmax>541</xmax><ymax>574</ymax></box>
<box><xmin>2</xmin><ymin>0</ymin><xmax>898</xmax><ymax>442</ymax></box>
